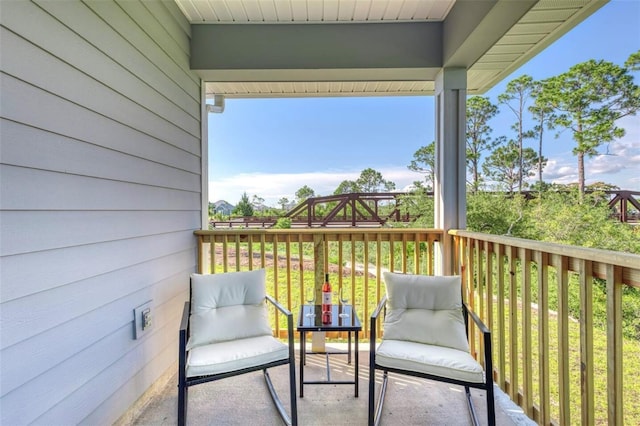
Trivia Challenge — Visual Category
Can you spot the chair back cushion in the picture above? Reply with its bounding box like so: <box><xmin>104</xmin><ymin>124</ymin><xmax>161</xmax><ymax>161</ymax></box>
<box><xmin>187</xmin><ymin>269</ymin><xmax>272</xmax><ymax>349</ymax></box>
<box><xmin>382</xmin><ymin>272</ymin><xmax>469</xmax><ymax>352</ymax></box>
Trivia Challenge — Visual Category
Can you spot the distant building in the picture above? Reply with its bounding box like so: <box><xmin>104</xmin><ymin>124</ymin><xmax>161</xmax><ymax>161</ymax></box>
<box><xmin>212</xmin><ymin>200</ymin><xmax>234</xmax><ymax>216</ymax></box>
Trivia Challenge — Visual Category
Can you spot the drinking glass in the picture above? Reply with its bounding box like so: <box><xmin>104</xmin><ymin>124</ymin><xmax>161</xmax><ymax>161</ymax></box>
<box><xmin>305</xmin><ymin>287</ymin><xmax>316</xmax><ymax>318</ymax></box>
<box><xmin>337</xmin><ymin>287</ymin><xmax>350</xmax><ymax>318</ymax></box>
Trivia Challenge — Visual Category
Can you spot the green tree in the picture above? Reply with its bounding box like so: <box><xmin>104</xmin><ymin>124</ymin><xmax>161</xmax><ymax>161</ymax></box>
<box><xmin>498</xmin><ymin>75</ymin><xmax>536</xmax><ymax>192</ymax></box>
<box><xmin>272</xmin><ymin>217</ymin><xmax>292</xmax><ymax>229</ymax></box>
<box><xmin>625</xmin><ymin>50</ymin><xmax>640</xmax><ymax>71</ymax></box>
<box><xmin>334</xmin><ymin>180</ymin><xmax>360</xmax><ymax>195</ymax></box>
<box><xmin>529</xmin><ymin>80</ymin><xmax>556</xmax><ymax>189</ymax></box>
<box><xmin>408</xmin><ymin>142</ymin><xmax>435</xmax><ymax>191</ymax></box>
<box><xmin>356</xmin><ymin>168</ymin><xmax>396</xmax><ymax>192</ymax></box>
<box><xmin>295</xmin><ymin>185</ymin><xmax>315</xmax><ymax>202</ymax></box>
<box><xmin>586</xmin><ymin>181</ymin><xmax>620</xmax><ymax>192</ymax></box>
<box><xmin>466</xmin><ymin>192</ymin><xmax>530</xmax><ymax>236</ymax></box>
<box><xmin>399</xmin><ymin>192</ymin><xmax>434</xmax><ymax>228</ymax></box>
<box><xmin>464</xmin><ymin>188</ymin><xmax>640</xmax><ymax>252</ymax></box>
<box><xmin>252</xmin><ymin>194</ymin><xmax>265</xmax><ymax>206</ymax></box>
<box><xmin>251</xmin><ymin>194</ymin><xmax>265</xmax><ymax>215</ymax></box>
<box><xmin>233</xmin><ymin>192</ymin><xmax>254</xmax><ymax>217</ymax></box>
<box><xmin>466</xmin><ymin>96</ymin><xmax>501</xmax><ymax>193</ymax></box>
<box><xmin>483</xmin><ymin>140</ymin><xmax>546</xmax><ymax>193</ymax></box>
<box><xmin>527</xmin><ymin>190</ymin><xmax>640</xmax><ymax>253</ymax></box>
<box><xmin>540</xmin><ymin>59</ymin><xmax>640</xmax><ymax>197</ymax></box>
<box><xmin>278</xmin><ymin>197</ymin><xmax>290</xmax><ymax>211</ymax></box>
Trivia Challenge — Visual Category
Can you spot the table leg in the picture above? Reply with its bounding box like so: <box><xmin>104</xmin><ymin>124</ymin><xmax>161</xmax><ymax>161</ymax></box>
<box><xmin>355</xmin><ymin>332</ymin><xmax>359</xmax><ymax>397</ymax></box>
<box><xmin>299</xmin><ymin>331</ymin><xmax>305</xmax><ymax>398</ymax></box>
<box><xmin>348</xmin><ymin>331</ymin><xmax>352</xmax><ymax>364</ymax></box>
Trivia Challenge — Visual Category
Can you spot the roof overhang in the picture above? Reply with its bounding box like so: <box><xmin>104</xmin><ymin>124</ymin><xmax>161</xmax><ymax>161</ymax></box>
<box><xmin>175</xmin><ymin>0</ymin><xmax>608</xmax><ymax>98</ymax></box>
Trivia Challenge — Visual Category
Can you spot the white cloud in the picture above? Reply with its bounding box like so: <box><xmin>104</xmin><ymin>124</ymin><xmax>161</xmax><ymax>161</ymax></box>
<box><xmin>542</xmin><ymin>159</ymin><xmax>578</xmax><ymax>182</ymax></box>
<box><xmin>210</xmin><ymin>129</ymin><xmax>639</xmax><ymax>206</ymax></box>
<box><xmin>589</xmin><ymin>155</ymin><xmax>628</xmax><ymax>175</ymax></box>
<box><xmin>587</xmin><ymin>139</ymin><xmax>640</xmax><ymax>187</ymax></box>
<box><xmin>540</xmin><ymin>134</ymin><xmax>640</xmax><ymax>189</ymax></box>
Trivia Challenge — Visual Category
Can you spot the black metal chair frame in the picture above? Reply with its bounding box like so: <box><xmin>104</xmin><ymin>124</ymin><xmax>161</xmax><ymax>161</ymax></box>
<box><xmin>368</xmin><ymin>295</ymin><xmax>495</xmax><ymax>426</ymax></box>
<box><xmin>178</xmin><ymin>293</ymin><xmax>298</xmax><ymax>426</ymax></box>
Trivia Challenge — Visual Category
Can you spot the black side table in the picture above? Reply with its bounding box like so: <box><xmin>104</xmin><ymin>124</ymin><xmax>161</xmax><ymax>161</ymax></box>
<box><xmin>297</xmin><ymin>304</ymin><xmax>362</xmax><ymax>397</ymax></box>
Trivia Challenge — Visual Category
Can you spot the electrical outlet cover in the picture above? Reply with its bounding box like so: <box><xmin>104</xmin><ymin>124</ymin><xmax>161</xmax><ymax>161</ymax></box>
<box><xmin>133</xmin><ymin>301</ymin><xmax>152</xmax><ymax>339</ymax></box>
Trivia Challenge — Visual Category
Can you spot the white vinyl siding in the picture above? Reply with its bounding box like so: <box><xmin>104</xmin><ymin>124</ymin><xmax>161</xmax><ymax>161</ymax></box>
<box><xmin>0</xmin><ymin>0</ymin><xmax>200</xmax><ymax>424</ymax></box>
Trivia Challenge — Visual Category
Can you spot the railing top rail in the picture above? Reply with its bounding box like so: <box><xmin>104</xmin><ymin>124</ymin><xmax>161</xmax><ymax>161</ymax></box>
<box><xmin>449</xmin><ymin>229</ymin><xmax>640</xmax><ymax>269</ymax></box>
<box><xmin>196</xmin><ymin>228</ymin><xmax>443</xmax><ymax>236</ymax></box>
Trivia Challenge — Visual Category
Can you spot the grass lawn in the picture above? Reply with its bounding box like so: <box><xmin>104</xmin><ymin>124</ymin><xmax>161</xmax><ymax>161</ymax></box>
<box><xmin>212</xmin><ymin>246</ymin><xmax>639</xmax><ymax>425</ymax></box>
<box><xmin>496</xmin><ymin>298</ymin><xmax>639</xmax><ymax>425</ymax></box>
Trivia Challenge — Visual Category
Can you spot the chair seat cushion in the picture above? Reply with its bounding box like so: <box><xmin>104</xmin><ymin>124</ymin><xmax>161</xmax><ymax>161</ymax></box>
<box><xmin>375</xmin><ymin>339</ymin><xmax>485</xmax><ymax>383</ymax></box>
<box><xmin>186</xmin><ymin>335</ymin><xmax>289</xmax><ymax>378</ymax></box>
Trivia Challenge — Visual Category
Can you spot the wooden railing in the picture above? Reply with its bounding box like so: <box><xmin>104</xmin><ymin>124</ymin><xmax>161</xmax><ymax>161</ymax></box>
<box><xmin>194</xmin><ymin>228</ymin><xmax>442</xmax><ymax>338</ymax></box>
<box><xmin>450</xmin><ymin>229</ymin><xmax>640</xmax><ymax>426</ymax></box>
<box><xmin>194</xmin><ymin>227</ymin><xmax>640</xmax><ymax>425</ymax></box>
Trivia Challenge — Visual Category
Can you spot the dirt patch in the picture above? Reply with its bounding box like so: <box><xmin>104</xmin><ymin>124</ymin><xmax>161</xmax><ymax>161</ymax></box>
<box><xmin>212</xmin><ymin>246</ymin><xmax>370</xmax><ymax>276</ymax></box>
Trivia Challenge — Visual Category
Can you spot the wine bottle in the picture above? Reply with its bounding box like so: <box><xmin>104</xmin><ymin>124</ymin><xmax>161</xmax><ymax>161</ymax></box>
<box><xmin>321</xmin><ymin>273</ymin><xmax>332</xmax><ymax>324</ymax></box>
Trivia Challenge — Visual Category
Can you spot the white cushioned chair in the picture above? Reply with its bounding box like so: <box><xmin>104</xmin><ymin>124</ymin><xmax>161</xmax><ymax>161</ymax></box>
<box><xmin>368</xmin><ymin>272</ymin><xmax>495</xmax><ymax>426</ymax></box>
<box><xmin>178</xmin><ymin>269</ymin><xmax>297</xmax><ymax>425</ymax></box>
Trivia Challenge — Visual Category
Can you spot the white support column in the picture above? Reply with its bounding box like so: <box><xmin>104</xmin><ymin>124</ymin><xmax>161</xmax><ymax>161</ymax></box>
<box><xmin>200</xmin><ymin>80</ymin><xmax>209</xmax><ymax>230</ymax></box>
<box><xmin>434</xmin><ymin>68</ymin><xmax>467</xmax><ymax>275</ymax></box>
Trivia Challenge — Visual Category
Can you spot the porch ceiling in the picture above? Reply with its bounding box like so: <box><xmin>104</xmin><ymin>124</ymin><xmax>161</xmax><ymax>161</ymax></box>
<box><xmin>174</xmin><ymin>0</ymin><xmax>607</xmax><ymax>98</ymax></box>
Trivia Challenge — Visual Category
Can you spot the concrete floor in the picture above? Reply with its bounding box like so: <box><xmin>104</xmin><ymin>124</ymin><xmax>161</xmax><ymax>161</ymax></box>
<box><xmin>131</xmin><ymin>344</ymin><xmax>535</xmax><ymax>426</ymax></box>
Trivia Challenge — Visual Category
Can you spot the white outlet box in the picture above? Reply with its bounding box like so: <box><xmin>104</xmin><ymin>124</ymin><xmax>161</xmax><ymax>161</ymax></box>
<box><xmin>134</xmin><ymin>301</ymin><xmax>152</xmax><ymax>339</ymax></box>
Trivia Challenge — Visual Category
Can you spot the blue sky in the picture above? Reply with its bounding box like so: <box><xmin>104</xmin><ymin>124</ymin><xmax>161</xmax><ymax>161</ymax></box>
<box><xmin>208</xmin><ymin>0</ymin><xmax>640</xmax><ymax>206</ymax></box>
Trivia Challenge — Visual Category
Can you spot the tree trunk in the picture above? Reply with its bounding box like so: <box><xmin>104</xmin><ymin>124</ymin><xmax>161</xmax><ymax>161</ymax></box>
<box><xmin>578</xmin><ymin>151</ymin><xmax>585</xmax><ymax>200</ymax></box>
<box><xmin>518</xmin><ymin>120</ymin><xmax>523</xmax><ymax>193</ymax></box>
<box><xmin>474</xmin><ymin>161</ymin><xmax>479</xmax><ymax>194</ymax></box>
<box><xmin>538</xmin><ymin>130</ymin><xmax>543</xmax><ymax>189</ymax></box>
<box><xmin>519</xmin><ymin>140</ymin><xmax>523</xmax><ymax>193</ymax></box>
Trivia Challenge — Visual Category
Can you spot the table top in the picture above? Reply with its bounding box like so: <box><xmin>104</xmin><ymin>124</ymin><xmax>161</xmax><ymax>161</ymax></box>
<box><xmin>297</xmin><ymin>304</ymin><xmax>362</xmax><ymax>331</ymax></box>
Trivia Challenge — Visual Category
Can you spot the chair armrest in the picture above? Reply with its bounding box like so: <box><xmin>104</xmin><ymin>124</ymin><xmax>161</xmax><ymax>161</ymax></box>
<box><xmin>463</xmin><ymin>303</ymin><xmax>493</xmax><ymax>380</ymax></box>
<box><xmin>371</xmin><ymin>295</ymin><xmax>388</xmax><ymax>321</ymax></box>
<box><xmin>265</xmin><ymin>295</ymin><xmax>292</xmax><ymax>317</ymax></box>
<box><xmin>178</xmin><ymin>301</ymin><xmax>190</xmax><ymax>384</ymax></box>
<box><xmin>180</xmin><ymin>301</ymin><xmax>190</xmax><ymax>335</ymax></box>
<box><xmin>370</xmin><ymin>295</ymin><xmax>387</xmax><ymax>370</ymax></box>
<box><xmin>370</xmin><ymin>295</ymin><xmax>387</xmax><ymax>343</ymax></box>
<box><xmin>265</xmin><ymin>296</ymin><xmax>295</xmax><ymax>352</ymax></box>
<box><xmin>464</xmin><ymin>303</ymin><xmax>490</xmax><ymax>335</ymax></box>
<box><xmin>179</xmin><ymin>301</ymin><xmax>190</xmax><ymax>350</ymax></box>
